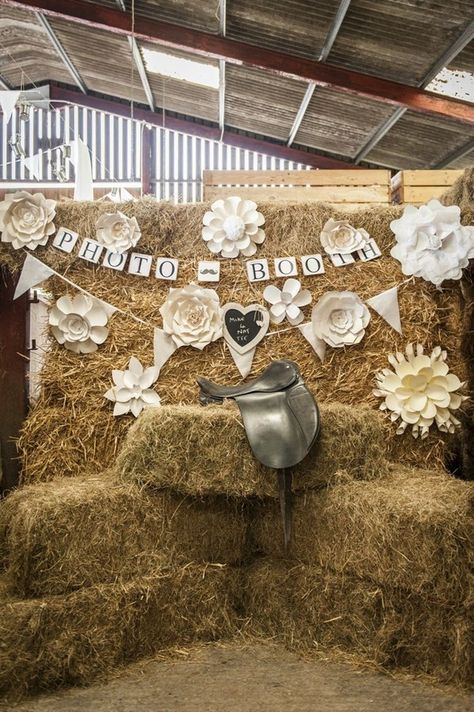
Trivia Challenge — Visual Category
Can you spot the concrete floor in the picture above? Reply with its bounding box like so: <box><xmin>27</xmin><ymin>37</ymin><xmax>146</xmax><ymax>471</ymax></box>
<box><xmin>6</xmin><ymin>643</ymin><xmax>473</xmax><ymax>712</ymax></box>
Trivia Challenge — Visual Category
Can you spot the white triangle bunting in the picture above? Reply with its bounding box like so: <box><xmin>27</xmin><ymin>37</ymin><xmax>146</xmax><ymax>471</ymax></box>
<box><xmin>0</xmin><ymin>90</ymin><xmax>20</xmax><ymax>125</ymax></box>
<box><xmin>153</xmin><ymin>328</ymin><xmax>178</xmax><ymax>372</ymax></box>
<box><xmin>71</xmin><ymin>138</ymin><xmax>94</xmax><ymax>201</ymax></box>
<box><xmin>299</xmin><ymin>322</ymin><xmax>326</xmax><ymax>362</ymax></box>
<box><xmin>366</xmin><ymin>286</ymin><xmax>402</xmax><ymax>334</ymax></box>
<box><xmin>13</xmin><ymin>254</ymin><xmax>56</xmax><ymax>299</ymax></box>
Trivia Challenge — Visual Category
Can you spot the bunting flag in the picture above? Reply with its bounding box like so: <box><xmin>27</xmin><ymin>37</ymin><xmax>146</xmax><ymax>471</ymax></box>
<box><xmin>23</xmin><ymin>152</ymin><xmax>42</xmax><ymax>180</ymax></box>
<box><xmin>366</xmin><ymin>286</ymin><xmax>402</xmax><ymax>334</ymax></box>
<box><xmin>299</xmin><ymin>322</ymin><xmax>327</xmax><ymax>363</ymax></box>
<box><xmin>71</xmin><ymin>138</ymin><xmax>94</xmax><ymax>201</ymax></box>
<box><xmin>153</xmin><ymin>328</ymin><xmax>178</xmax><ymax>371</ymax></box>
<box><xmin>0</xmin><ymin>90</ymin><xmax>20</xmax><ymax>124</ymax></box>
<box><xmin>13</xmin><ymin>253</ymin><xmax>55</xmax><ymax>299</ymax></box>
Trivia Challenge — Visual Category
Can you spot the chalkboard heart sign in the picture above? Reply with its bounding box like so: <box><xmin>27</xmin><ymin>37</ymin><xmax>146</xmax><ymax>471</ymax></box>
<box><xmin>223</xmin><ymin>303</ymin><xmax>270</xmax><ymax>356</ymax></box>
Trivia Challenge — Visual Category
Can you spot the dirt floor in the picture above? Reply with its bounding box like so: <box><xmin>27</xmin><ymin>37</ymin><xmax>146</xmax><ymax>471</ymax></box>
<box><xmin>5</xmin><ymin>642</ymin><xmax>474</xmax><ymax>712</ymax></box>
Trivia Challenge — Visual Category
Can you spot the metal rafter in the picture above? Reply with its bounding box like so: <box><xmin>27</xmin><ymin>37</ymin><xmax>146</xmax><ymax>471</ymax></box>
<box><xmin>3</xmin><ymin>0</ymin><xmax>474</xmax><ymax>124</ymax></box>
<box><xmin>35</xmin><ymin>12</ymin><xmax>87</xmax><ymax>93</ymax></box>
<box><xmin>354</xmin><ymin>19</ymin><xmax>474</xmax><ymax>164</ymax></box>
<box><xmin>434</xmin><ymin>137</ymin><xmax>474</xmax><ymax>168</ymax></box>
<box><xmin>218</xmin><ymin>0</ymin><xmax>226</xmax><ymax>133</ymax></box>
<box><xmin>0</xmin><ymin>73</ymin><xmax>12</xmax><ymax>90</ymax></box>
<box><xmin>114</xmin><ymin>0</ymin><xmax>154</xmax><ymax>111</ymax></box>
<box><xmin>287</xmin><ymin>0</ymin><xmax>351</xmax><ymax>146</ymax></box>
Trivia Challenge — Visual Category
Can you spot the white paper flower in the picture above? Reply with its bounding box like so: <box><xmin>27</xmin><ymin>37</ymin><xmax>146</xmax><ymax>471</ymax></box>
<box><xmin>390</xmin><ymin>200</ymin><xmax>474</xmax><ymax>286</ymax></box>
<box><xmin>49</xmin><ymin>294</ymin><xmax>110</xmax><ymax>354</ymax></box>
<box><xmin>0</xmin><ymin>191</ymin><xmax>56</xmax><ymax>250</ymax></box>
<box><xmin>374</xmin><ymin>343</ymin><xmax>467</xmax><ymax>439</ymax></box>
<box><xmin>95</xmin><ymin>211</ymin><xmax>141</xmax><ymax>254</ymax></box>
<box><xmin>320</xmin><ymin>218</ymin><xmax>370</xmax><ymax>255</ymax></box>
<box><xmin>159</xmin><ymin>283</ymin><xmax>222</xmax><ymax>349</ymax></box>
<box><xmin>104</xmin><ymin>356</ymin><xmax>161</xmax><ymax>417</ymax></box>
<box><xmin>202</xmin><ymin>196</ymin><xmax>265</xmax><ymax>258</ymax></box>
<box><xmin>263</xmin><ymin>278</ymin><xmax>311</xmax><ymax>326</ymax></box>
<box><xmin>311</xmin><ymin>291</ymin><xmax>370</xmax><ymax>348</ymax></box>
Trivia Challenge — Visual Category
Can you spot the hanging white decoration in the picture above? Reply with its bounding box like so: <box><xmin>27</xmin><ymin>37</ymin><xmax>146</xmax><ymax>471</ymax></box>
<box><xmin>263</xmin><ymin>278</ymin><xmax>312</xmax><ymax>326</ymax></box>
<box><xmin>13</xmin><ymin>253</ymin><xmax>55</xmax><ymax>299</ymax></box>
<box><xmin>390</xmin><ymin>200</ymin><xmax>474</xmax><ymax>287</ymax></box>
<box><xmin>104</xmin><ymin>356</ymin><xmax>161</xmax><ymax>417</ymax></box>
<box><xmin>95</xmin><ymin>211</ymin><xmax>142</xmax><ymax>254</ymax></box>
<box><xmin>374</xmin><ymin>343</ymin><xmax>467</xmax><ymax>439</ymax></box>
<box><xmin>0</xmin><ymin>191</ymin><xmax>56</xmax><ymax>250</ymax></box>
<box><xmin>311</xmin><ymin>291</ymin><xmax>370</xmax><ymax>348</ymax></box>
<box><xmin>0</xmin><ymin>90</ymin><xmax>21</xmax><ymax>124</ymax></box>
<box><xmin>366</xmin><ymin>286</ymin><xmax>402</xmax><ymax>334</ymax></box>
<box><xmin>320</xmin><ymin>218</ymin><xmax>370</xmax><ymax>255</ymax></box>
<box><xmin>49</xmin><ymin>294</ymin><xmax>114</xmax><ymax>354</ymax></box>
<box><xmin>222</xmin><ymin>302</ymin><xmax>270</xmax><ymax>377</ymax></box>
<box><xmin>202</xmin><ymin>196</ymin><xmax>265</xmax><ymax>258</ymax></box>
<box><xmin>159</xmin><ymin>283</ymin><xmax>223</xmax><ymax>350</ymax></box>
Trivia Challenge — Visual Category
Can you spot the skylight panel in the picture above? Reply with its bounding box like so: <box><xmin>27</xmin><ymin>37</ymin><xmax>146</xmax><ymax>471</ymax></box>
<box><xmin>426</xmin><ymin>68</ymin><xmax>474</xmax><ymax>104</ymax></box>
<box><xmin>142</xmin><ymin>48</ymin><xmax>219</xmax><ymax>89</ymax></box>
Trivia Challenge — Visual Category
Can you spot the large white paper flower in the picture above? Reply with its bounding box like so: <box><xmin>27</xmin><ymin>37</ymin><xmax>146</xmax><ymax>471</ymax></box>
<box><xmin>390</xmin><ymin>200</ymin><xmax>474</xmax><ymax>286</ymax></box>
<box><xmin>49</xmin><ymin>294</ymin><xmax>111</xmax><ymax>354</ymax></box>
<box><xmin>374</xmin><ymin>343</ymin><xmax>466</xmax><ymax>439</ymax></box>
<box><xmin>159</xmin><ymin>283</ymin><xmax>222</xmax><ymax>349</ymax></box>
<box><xmin>202</xmin><ymin>196</ymin><xmax>265</xmax><ymax>258</ymax></box>
<box><xmin>311</xmin><ymin>291</ymin><xmax>370</xmax><ymax>348</ymax></box>
<box><xmin>104</xmin><ymin>356</ymin><xmax>161</xmax><ymax>417</ymax></box>
<box><xmin>263</xmin><ymin>278</ymin><xmax>312</xmax><ymax>326</ymax></box>
<box><xmin>320</xmin><ymin>218</ymin><xmax>370</xmax><ymax>255</ymax></box>
<box><xmin>0</xmin><ymin>191</ymin><xmax>56</xmax><ymax>250</ymax></box>
<box><xmin>95</xmin><ymin>211</ymin><xmax>141</xmax><ymax>254</ymax></box>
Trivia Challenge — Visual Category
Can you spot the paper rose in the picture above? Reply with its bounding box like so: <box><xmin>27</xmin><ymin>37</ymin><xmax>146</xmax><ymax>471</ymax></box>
<box><xmin>390</xmin><ymin>200</ymin><xmax>474</xmax><ymax>286</ymax></box>
<box><xmin>95</xmin><ymin>211</ymin><xmax>141</xmax><ymax>254</ymax></box>
<box><xmin>159</xmin><ymin>283</ymin><xmax>222</xmax><ymax>349</ymax></box>
<box><xmin>311</xmin><ymin>291</ymin><xmax>370</xmax><ymax>347</ymax></box>
<box><xmin>0</xmin><ymin>191</ymin><xmax>56</xmax><ymax>250</ymax></box>
<box><xmin>202</xmin><ymin>196</ymin><xmax>265</xmax><ymax>258</ymax></box>
<box><xmin>104</xmin><ymin>356</ymin><xmax>161</xmax><ymax>417</ymax></box>
<box><xmin>49</xmin><ymin>294</ymin><xmax>111</xmax><ymax>354</ymax></box>
<box><xmin>263</xmin><ymin>278</ymin><xmax>312</xmax><ymax>326</ymax></box>
<box><xmin>320</xmin><ymin>218</ymin><xmax>370</xmax><ymax>255</ymax></box>
<box><xmin>374</xmin><ymin>343</ymin><xmax>467</xmax><ymax>439</ymax></box>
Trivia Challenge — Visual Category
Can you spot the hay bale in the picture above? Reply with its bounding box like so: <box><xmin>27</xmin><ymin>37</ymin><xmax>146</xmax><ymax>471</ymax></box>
<box><xmin>0</xmin><ymin>476</ymin><xmax>248</xmax><ymax>597</ymax></box>
<box><xmin>116</xmin><ymin>402</ymin><xmax>388</xmax><ymax>497</ymax></box>
<box><xmin>0</xmin><ymin>563</ymin><xmax>239</xmax><ymax>702</ymax></box>
<box><xmin>3</xmin><ymin>200</ymin><xmax>465</xmax><ymax>484</ymax></box>
<box><xmin>250</xmin><ymin>466</ymin><xmax>474</xmax><ymax>605</ymax></box>
<box><xmin>244</xmin><ymin>558</ymin><xmax>473</xmax><ymax>687</ymax></box>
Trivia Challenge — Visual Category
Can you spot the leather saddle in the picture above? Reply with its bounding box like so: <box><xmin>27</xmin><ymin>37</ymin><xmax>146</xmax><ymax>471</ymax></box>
<box><xmin>197</xmin><ymin>359</ymin><xmax>320</xmax><ymax>470</ymax></box>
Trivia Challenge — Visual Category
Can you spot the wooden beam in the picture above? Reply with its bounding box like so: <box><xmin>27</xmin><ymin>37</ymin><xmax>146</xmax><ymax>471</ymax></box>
<box><xmin>114</xmin><ymin>0</ymin><xmax>154</xmax><ymax>111</ymax></box>
<box><xmin>35</xmin><ymin>12</ymin><xmax>87</xmax><ymax>93</ymax></box>
<box><xmin>141</xmin><ymin>124</ymin><xmax>154</xmax><ymax>195</ymax></box>
<box><xmin>2</xmin><ymin>0</ymin><xmax>474</xmax><ymax>124</ymax></box>
<box><xmin>218</xmin><ymin>0</ymin><xmax>226</xmax><ymax>133</ymax></box>
<box><xmin>49</xmin><ymin>84</ymin><xmax>357</xmax><ymax>168</ymax></box>
<box><xmin>434</xmin><ymin>138</ymin><xmax>474</xmax><ymax>169</ymax></box>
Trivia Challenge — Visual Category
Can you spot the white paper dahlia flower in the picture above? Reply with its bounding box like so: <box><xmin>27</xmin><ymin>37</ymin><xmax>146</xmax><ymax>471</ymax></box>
<box><xmin>374</xmin><ymin>343</ymin><xmax>466</xmax><ymax>439</ymax></box>
<box><xmin>159</xmin><ymin>283</ymin><xmax>222</xmax><ymax>349</ymax></box>
<box><xmin>49</xmin><ymin>294</ymin><xmax>112</xmax><ymax>353</ymax></box>
<box><xmin>311</xmin><ymin>291</ymin><xmax>370</xmax><ymax>348</ymax></box>
<box><xmin>263</xmin><ymin>278</ymin><xmax>312</xmax><ymax>326</ymax></box>
<box><xmin>390</xmin><ymin>200</ymin><xmax>474</xmax><ymax>286</ymax></box>
<box><xmin>104</xmin><ymin>356</ymin><xmax>161</xmax><ymax>417</ymax></box>
<box><xmin>320</xmin><ymin>218</ymin><xmax>370</xmax><ymax>255</ymax></box>
<box><xmin>0</xmin><ymin>191</ymin><xmax>56</xmax><ymax>250</ymax></box>
<box><xmin>202</xmin><ymin>196</ymin><xmax>265</xmax><ymax>258</ymax></box>
<box><xmin>95</xmin><ymin>211</ymin><xmax>141</xmax><ymax>254</ymax></box>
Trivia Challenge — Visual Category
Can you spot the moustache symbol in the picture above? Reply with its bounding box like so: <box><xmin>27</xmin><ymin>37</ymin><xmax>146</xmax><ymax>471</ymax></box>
<box><xmin>200</xmin><ymin>268</ymin><xmax>218</xmax><ymax>275</ymax></box>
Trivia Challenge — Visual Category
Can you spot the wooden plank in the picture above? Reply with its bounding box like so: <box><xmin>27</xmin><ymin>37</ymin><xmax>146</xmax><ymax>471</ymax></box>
<box><xmin>203</xmin><ymin>185</ymin><xmax>390</xmax><ymax>203</ymax></box>
<box><xmin>401</xmin><ymin>169</ymin><xmax>464</xmax><ymax>186</ymax></box>
<box><xmin>5</xmin><ymin>0</ymin><xmax>474</xmax><ymax>124</ymax></box>
<box><xmin>0</xmin><ymin>268</ymin><xmax>28</xmax><ymax>494</ymax></box>
<box><xmin>402</xmin><ymin>185</ymin><xmax>451</xmax><ymax>203</ymax></box>
<box><xmin>203</xmin><ymin>169</ymin><xmax>390</xmax><ymax>187</ymax></box>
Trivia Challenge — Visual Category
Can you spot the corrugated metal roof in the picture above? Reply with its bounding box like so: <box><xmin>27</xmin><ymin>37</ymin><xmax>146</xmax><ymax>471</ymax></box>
<box><xmin>224</xmin><ymin>65</ymin><xmax>307</xmax><ymax>141</ymax></box>
<box><xmin>366</xmin><ymin>110</ymin><xmax>474</xmax><ymax>168</ymax></box>
<box><xmin>293</xmin><ymin>87</ymin><xmax>394</xmax><ymax>157</ymax></box>
<box><xmin>327</xmin><ymin>0</ymin><xmax>474</xmax><ymax>85</ymax></box>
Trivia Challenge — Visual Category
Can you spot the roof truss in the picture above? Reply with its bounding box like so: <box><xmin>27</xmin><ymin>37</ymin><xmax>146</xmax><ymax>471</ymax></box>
<box><xmin>2</xmin><ymin>0</ymin><xmax>473</xmax><ymax>124</ymax></box>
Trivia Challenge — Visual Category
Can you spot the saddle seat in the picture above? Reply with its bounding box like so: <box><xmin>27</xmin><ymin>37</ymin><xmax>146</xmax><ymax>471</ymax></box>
<box><xmin>197</xmin><ymin>360</ymin><xmax>298</xmax><ymax>402</ymax></box>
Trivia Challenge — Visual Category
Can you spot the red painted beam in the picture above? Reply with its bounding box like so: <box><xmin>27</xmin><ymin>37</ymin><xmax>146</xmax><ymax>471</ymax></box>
<box><xmin>49</xmin><ymin>85</ymin><xmax>356</xmax><ymax>169</ymax></box>
<box><xmin>3</xmin><ymin>0</ymin><xmax>474</xmax><ymax>124</ymax></box>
